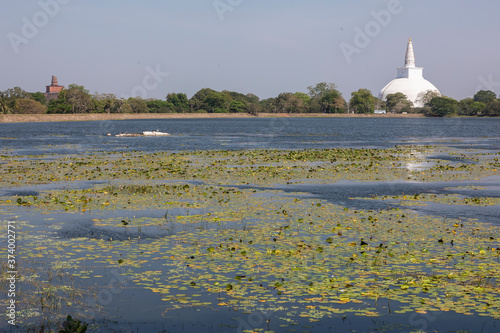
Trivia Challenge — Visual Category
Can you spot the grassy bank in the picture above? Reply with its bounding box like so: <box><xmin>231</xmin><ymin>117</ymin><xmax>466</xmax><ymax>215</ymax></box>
<box><xmin>0</xmin><ymin>112</ymin><xmax>424</xmax><ymax>123</ymax></box>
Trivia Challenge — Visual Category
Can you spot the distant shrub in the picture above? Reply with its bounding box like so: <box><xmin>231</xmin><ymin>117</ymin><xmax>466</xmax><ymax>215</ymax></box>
<box><xmin>13</xmin><ymin>99</ymin><xmax>47</xmax><ymax>114</ymax></box>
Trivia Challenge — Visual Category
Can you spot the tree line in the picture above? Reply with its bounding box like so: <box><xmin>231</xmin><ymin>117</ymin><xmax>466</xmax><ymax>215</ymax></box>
<box><xmin>1</xmin><ymin>83</ymin><xmax>499</xmax><ymax>117</ymax></box>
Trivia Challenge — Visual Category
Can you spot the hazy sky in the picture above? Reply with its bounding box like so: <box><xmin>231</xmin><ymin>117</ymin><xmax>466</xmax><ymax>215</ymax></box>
<box><xmin>2</xmin><ymin>0</ymin><xmax>499</xmax><ymax>101</ymax></box>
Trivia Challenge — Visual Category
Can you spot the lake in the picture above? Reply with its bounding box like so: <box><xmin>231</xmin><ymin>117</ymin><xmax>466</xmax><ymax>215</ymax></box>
<box><xmin>0</xmin><ymin>117</ymin><xmax>499</xmax><ymax>332</ymax></box>
<box><xmin>0</xmin><ymin>117</ymin><xmax>499</xmax><ymax>155</ymax></box>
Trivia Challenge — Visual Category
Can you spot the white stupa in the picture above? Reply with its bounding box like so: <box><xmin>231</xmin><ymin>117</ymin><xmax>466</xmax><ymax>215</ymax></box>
<box><xmin>379</xmin><ymin>38</ymin><xmax>440</xmax><ymax>107</ymax></box>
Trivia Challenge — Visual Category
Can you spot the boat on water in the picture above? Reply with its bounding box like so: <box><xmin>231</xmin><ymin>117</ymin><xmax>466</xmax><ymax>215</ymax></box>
<box><xmin>142</xmin><ymin>130</ymin><xmax>170</xmax><ymax>136</ymax></box>
<box><xmin>113</xmin><ymin>130</ymin><xmax>170</xmax><ymax>137</ymax></box>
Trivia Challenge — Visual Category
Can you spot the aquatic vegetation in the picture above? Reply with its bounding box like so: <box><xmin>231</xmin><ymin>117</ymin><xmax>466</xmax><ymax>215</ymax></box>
<box><xmin>366</xmin><ymin>193</ymin><xmax>500</xmax><ymax>207</ymax></box>
<box><xmin>0</xmin><ymin>145</ymin><xmax>499</xmax><ymax>330</ymax></box>
<box><xmin>59</xmin><ymin>315</ymin><xmax>88</xmax><ymax>333</ymax></box>
<box><xmin>1</xmin><ymin>146</ymin><xmax>498</xmax><ymax>189</ymax></box>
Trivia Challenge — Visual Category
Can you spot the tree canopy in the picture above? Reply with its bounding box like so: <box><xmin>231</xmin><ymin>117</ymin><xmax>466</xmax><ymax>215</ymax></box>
<box><xmin>458</xmin><ymin>98</ymin><xmax>485</xmax><ymax>116</ymax></box>
<box><xmin>427</xmin><ymin>97</ymin><xmax>459</xmax><ymax>117</ymax></box>
<box><xmin>473</xmin><ymin>90</ymin><xmax>497</xmax><ymax>104</ymax></box>
<box><xmin>47</xmin><ymin>85</ymin><xmax>93</xmax><ymax>114</ymax></box>
<box><xmin>349</xmin><ymin>89</ymin><xmax>377</xmax><ymax>114</ymax></box>
<box><xmin>13</xmin><ymin>99</ymin><xmax>47</xmax><ymax>114</ymax></box>
<box><xmin>307</xmin><ymin>82</ymin><xmax>346</xmax><ymax>113</ymax></box>
<box><xmin>166</xmin><ymin>93</ymin><xmax>189</xmax><ymax>112</ymax></box>
<box><xmin>1</xmin><ymin>81</ymin><xmax>499</xmax><ymax>117</ymax></box>
<box><xmin>385</xmin><ymin>93</ymin><xmax>413</xmax><ymax>113</ymax></box>
<box><xmin>415</xmin><ymin>90</ymin><xmax>441</xmax><ymax>107</ymax></box>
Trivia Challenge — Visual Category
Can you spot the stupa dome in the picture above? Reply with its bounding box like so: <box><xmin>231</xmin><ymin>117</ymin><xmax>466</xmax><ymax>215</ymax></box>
<box><xmin>379</xmin><ymin>39</ymin><xmax>440</xmax><ymax>108</ymax></box>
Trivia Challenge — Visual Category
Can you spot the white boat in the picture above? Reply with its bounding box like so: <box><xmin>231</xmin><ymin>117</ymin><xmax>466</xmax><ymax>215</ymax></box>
<box><xmin>114</xmin><ymin>130</ymin><xmax>170</xmax><ymax>137</ymax></box>
<box><xmin>115</xmin><ymin>133</ymin><xmax>141</xmax><ymax>137</ymax></box>
<box><xmin>141</xmin><ymin>130</ymin><xmax>170</xmax><ymax>136</ymax></box>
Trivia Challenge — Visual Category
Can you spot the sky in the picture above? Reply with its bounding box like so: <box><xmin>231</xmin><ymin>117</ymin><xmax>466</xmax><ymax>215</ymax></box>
<box><xmin>1</xmin><ymin>0</ymin><xmax>500</xmax><ymax>101</ymax></box>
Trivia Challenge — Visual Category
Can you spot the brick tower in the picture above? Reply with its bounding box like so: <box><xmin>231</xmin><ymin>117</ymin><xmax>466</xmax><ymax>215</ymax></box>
<box><xmin>44</xmin><ymin>75</ymin><xmax>64</xmax><ymax>101</ymax></box>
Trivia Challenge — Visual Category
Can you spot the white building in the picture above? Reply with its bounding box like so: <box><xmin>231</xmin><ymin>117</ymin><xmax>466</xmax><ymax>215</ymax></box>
<box><xmin>379</xmin><ymin>38</ymin><xmax>440</xmax><ymax>108</ymax></box>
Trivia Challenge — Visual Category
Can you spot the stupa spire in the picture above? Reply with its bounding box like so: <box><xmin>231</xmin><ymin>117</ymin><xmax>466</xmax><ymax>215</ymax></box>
<box><xmin>404</xmin><ymin>37</ymin><xmax>415</xmax><ymax>68</ymax></box>
<box><xmin>51</xmin><ymin>75</ymin><xmax>58</xmax><ymax>86</ymax></box>
<box><xmin>379</xmin><ymin>38</ymin><xmax>441</xmax><ymax>108</ymax></box>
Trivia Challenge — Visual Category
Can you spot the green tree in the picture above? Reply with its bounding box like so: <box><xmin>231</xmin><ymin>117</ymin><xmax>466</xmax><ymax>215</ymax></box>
<box><xmin>483</xmin><ymin>99</ymin><xmax>500</xmax><ymax>116</ymax></box>
<box><xmin>473</xmin><ymin>90</ymin><xmax>496</xmax><ymax>104</ymax></box>
<box><xmin>307</xmin><ymin>82</ymin><xmax>346</xmax><ymax>113</ymax></box>
<box><xmin>349</xmin><ymin>89</ymin><xmax>377</xmax><ymax>114</ymax></box>
<box><xmin>259</xmin><ymin>98</ymin><xmax>276</xmax><ymax>113</ymax></box>
<box><xmin>30</xmin><ymin>92</ymin><xmax>47</xmax><ymax>105</ymax></box>
<box><xmin>245</xmin><ymin>93</ymin><xmax>260</xmax><ymax>104</ymax></box>
<box><xmin>222</xmin><ymin>90</ymin><xmax>246</xmax><ymax>103</ymax></box>
<box><xmin>470</xmin><ymin>101</ymin><xmax>486</xmax><ymax>115</ymax></box>
<box><xmin>203</xmin><ymin>91</ymin><xmax>230</xmax><ymax>113</ymax></box>
<box><xmin>457</xmin><ymin>98</ymin><xmax>485</xmax><ymax>116</ymax></box>
<box><xmin>246</xmin><ymin>102</ymin><xmax>260</xmax><ymax>115</ymax></box>
<box><xmin>415</xmin><ymin>90</ymin><xmax>440</xmax><ymax>107</ymax></box>
<box><xmin>426</xmin><ymin>96</ymin><xmax>458</xmax><ymax>117</ymax></box>
<box><xmin>128</xmin><ymin>97</ymin><xmax>148</xmax><ymax>113</ymax></box>
<box><xmin>276</xmin><ymin>92</ymin><xmax>309</xmax><ymax>113</ymax></box>
<box><xmin>322</xmin><ymin>90</ymin><xmax>346</xmax><ymax>113</ymax></box>
<box><xmin>92</xmin><ymin>93</ymin><xmax>121</xmax><ymax>114</ymax></box>
<box><xmin>166</xmin><ymin>93</ymin><xmax>189</xmax><ymax>112</ymax></box>
<box><xmin>147</xmin><ymin>99</ymin><xmax>174</xmax><ymax>113</ymax></box>
<box><xmin>12</xmin><ymin>99</ymin><xmax>47</xmax><ymax>114</ymax></box>
<box><xmin>47</xmin><ymin>85</ymin><xmax>93</xmax><ymax>113</ymax></box>
<box><xmin>191</xmin><ymin>88</ymin><xmax>216</xmax><ymax>101</ymax></box>
<box><xmin>290</xmin><ymin>95</ymin><xmax>306</xmax><ymax>113</ymax></box>
<box><xmin>1</xmin><ymin>87</ymin><xmax>31</xmax><ymax>113</ymax></box>
<box><xmin>0</xmin><ymin>98</ymin><xmax>9</xmax><ymax>114</ymax></box>
<box><xmin>229</xmin><ymin>100</ymin><xmax>247</xmax><ymax>113</ymax></box>
<box><xmin>189</xmin><ymin>88</ymin><xmax>216</xmax><ymax>112</ymax></box>
<box><xmin>4</xmin><ymin>87</ymin><xmax>31</xmax><ymax>100</ymax></box>
<box><xmin>222</xmin><ymin>90</ymin><xmax>253</xmax><ymax>113</ymax></box>
<box><xmin>65</xmin><ymin>87</ymin><xmax>93</xmax><ymax>113</ymax></box>
<box><xmin>47</xmin><ymin>92</ymin><xmax>72</xmax><ymax>114</ymax></box>
<box><xmin>119</xmin><ymin>100</ymin><xmax>133</xmax><ymax>113</ymax></box>
<box><xmin>223</xmin><ymin>91</ymin><xmax>264</xmax><ymax>114</ymax></box>
<box><xmin>293</xmin><ymin>92</ymin><xmax>311</xmax><ymax>106</ymax></box>
<box><xmin>67</xmin><ymin>84</ymin><xmax>90</xmax><ymax>95</ymax></box>
<box><xmin>307</xmin><ymin>82</ymin><xmax>336</xmax><ymax>99</ymax></box>
<box><xmin>385</xmin><ymin>92</ymin><xmax>413</xmax><ymax>113</ymax></box>
<box><xmin>275</xmin><ymin>93</ymin><xmax>294</xmax><ymax>113</ymax></box>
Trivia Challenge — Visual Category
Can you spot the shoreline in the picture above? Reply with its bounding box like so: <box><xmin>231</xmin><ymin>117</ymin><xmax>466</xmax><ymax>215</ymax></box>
<box><xmin>0</xmin><ymin>112</ymin><xmax>424</xmax><ymax>123</ymax></box>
